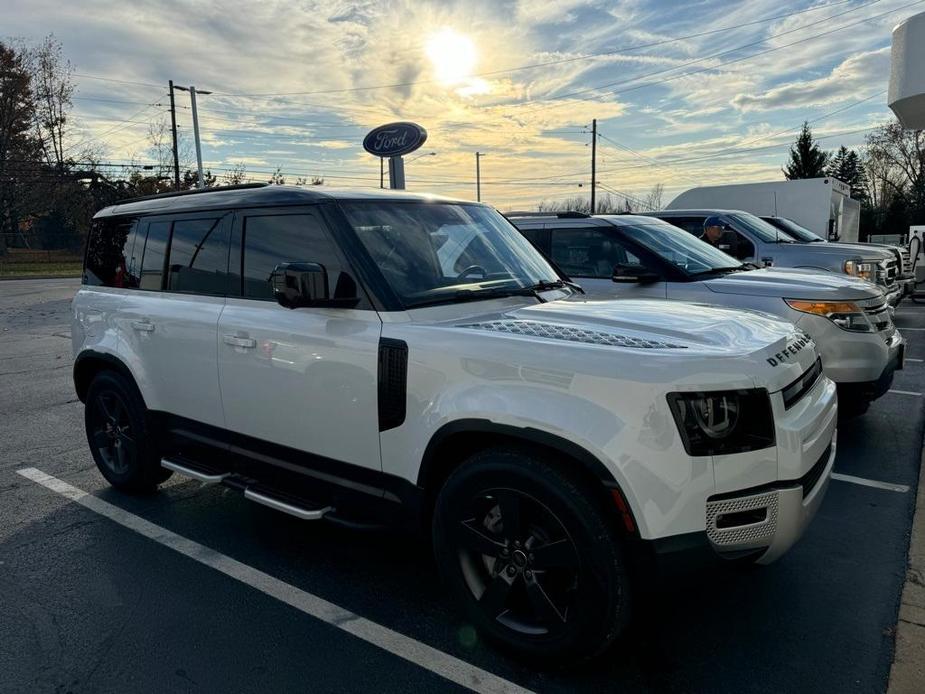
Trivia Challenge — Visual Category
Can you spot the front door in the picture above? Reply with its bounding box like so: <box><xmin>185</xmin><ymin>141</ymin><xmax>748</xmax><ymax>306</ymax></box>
<box><xmin>217</xmin><ymin>206</ymin><xmax>383</xmax><ymax>474</ymax></box>
<box><xmin>547</xmin><ymin>227</ymin><xmax>667</xmax><ymax>299</ymax></box>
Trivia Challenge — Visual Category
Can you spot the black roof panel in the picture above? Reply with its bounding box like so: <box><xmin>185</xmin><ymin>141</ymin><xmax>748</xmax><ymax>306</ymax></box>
<box><xmin>94</xmin><ymin>185</ymin><xmax>476</xmax><ymax>218</ymax></box>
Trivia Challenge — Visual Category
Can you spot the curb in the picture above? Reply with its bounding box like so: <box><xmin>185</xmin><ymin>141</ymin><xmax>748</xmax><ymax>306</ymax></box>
<box><xmin>888</xmin><ymin>445</ymin><xmax>925</xmax><ymax>693</ymax></box>
<box><xmin>0</xmin><ymin>274</ymin><xmax>81</xmax><ymax>281</ymax></box>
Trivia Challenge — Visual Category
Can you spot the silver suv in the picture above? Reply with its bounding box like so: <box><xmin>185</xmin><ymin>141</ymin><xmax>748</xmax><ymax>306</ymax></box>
<box><xmin>648</xmin><ymin>209</ymin><xmax>903</xmax><ymax>305</ymax></box>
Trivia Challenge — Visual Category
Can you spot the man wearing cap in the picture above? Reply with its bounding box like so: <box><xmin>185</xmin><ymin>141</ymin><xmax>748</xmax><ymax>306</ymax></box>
<box><xmin>700</xmin><ymin>216</ymin><xmax>724</xmax><ymax>247</ymax></box>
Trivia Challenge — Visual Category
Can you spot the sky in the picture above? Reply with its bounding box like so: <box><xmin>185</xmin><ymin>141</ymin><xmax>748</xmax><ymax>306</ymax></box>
<box><xmin>3</xmin><ymin>0</ymin><xmax>920</xmax><ymax>209</ymax></box>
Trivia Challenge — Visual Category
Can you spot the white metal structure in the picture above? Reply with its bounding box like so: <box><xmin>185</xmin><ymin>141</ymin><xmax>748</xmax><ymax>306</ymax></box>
<box><xmin>72</xmin><ymin>185</ymin><xmax>837</xmax><ymax>662</ymax></box>
<box><xmin>890</xmin><ymin>11</ymin><xmax>925</xmax><ymax>129</ymax></box>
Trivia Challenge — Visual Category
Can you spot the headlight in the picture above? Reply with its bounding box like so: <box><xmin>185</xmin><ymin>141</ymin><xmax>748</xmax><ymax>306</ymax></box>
<box><xmin>667</xmin><ymin>389</ymin><xmax>775</xmax><ymax>456</ymax></box>
<box><xmin>844</xmin><ymin>260</ymin><xmax>875</xmax><ymax>281</ymax></box>
<box><xmin>784</xmin><ymin>299</ymin><xmax>875</xmax><ymax>333</ymax></box>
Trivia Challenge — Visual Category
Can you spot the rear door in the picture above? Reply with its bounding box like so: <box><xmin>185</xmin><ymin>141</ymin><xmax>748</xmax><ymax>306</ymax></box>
<box><xmin>118</xmin><ymin>212</ymin><xmax>231</xmax><ymax>427</ymax></box>
<box><xmin>547</xmin><ymin>226</ymin><xmax>667</xmax><ymax>298</ymax></box>
<box><xmin>217</xmin><ymin>206</ymin><xmax>383</xmax><ymax>473</ymax></box>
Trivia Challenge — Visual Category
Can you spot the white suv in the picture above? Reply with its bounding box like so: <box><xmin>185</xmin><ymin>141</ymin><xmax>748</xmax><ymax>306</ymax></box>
<box><xmin>73</xmin><ymin>185</ymin><xmax>837</xmax><ymax>662</ymax></box>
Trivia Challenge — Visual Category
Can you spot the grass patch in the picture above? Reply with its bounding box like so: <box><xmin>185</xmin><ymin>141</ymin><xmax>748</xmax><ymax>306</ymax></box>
<box><xmin>0</xmin><ymin>261</ymin><xmax>83</xmax><ymax>278</ymax></box>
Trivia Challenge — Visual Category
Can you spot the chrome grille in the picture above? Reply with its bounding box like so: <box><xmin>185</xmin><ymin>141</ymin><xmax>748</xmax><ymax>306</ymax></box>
<box><xmin>706</xmin><ymin>491</ymin><xmax>779</xmax><ymax>549</ymax></box>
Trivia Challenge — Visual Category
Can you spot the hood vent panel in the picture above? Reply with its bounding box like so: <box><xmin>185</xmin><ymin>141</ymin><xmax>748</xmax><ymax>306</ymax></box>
<box><xmin>457</xmin><ymin>320</ymin><xmax>688</xmax><ymax>349</ymax></box>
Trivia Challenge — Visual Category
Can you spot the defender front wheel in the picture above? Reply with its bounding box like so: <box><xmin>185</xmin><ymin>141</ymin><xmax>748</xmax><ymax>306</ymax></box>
<box><xmin>432</xmin><ymin>447</ymin><xmax>631</xmax><ymax>664</ymax></box>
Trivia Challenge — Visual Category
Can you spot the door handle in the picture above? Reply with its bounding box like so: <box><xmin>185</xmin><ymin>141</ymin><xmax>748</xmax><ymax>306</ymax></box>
<box><xmin>223</xmin><ymin>334</ymin><xmax>256</xmax><ymax>348</ymax></box>
<box><xmin>131</xmin><ymin>320</ymin><xmax>155</xmax><ymax>332</ymax></box>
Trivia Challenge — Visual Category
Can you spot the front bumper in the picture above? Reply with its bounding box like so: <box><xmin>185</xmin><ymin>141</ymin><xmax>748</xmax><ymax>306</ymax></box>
<box><xmin>795</xmin><ymin>312</ymin><xmax>899</xmax><ymax>385</ymax></box>
<box><xmin>837</xmin><ymin>332</ymin><xmax>905</xmax><ymax>405</ymax></box>
<box><xmin>705</xmin><ymin>437</ymin><xmax>835</xmax><ymax>564</ymax></box>
<box><xmin>900</xmin><ymin>277</ymin><xmax>915</xmax><ymax>297</ymax></box>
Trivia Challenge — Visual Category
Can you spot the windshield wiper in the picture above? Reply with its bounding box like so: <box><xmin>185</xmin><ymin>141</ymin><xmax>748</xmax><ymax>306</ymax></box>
<box><xmin>405</xmin><ymin>280</ymin><xmax>571</xmax><ymax>308</ymax></box>
<box><xmin>688</xmin><ymin>266</ymin><xmax>744</xmax><ymax>277</ymax></box>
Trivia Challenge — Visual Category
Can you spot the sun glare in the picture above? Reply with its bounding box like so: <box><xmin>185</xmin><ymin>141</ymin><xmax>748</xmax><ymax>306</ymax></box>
<box><xmin>425</xmin><ymin>28</ymin><xmax>477</xmax><ymax>85</ymax></box>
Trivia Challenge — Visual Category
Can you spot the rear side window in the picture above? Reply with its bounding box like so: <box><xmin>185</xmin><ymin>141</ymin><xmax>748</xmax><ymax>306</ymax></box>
<box><xmin>166</xmin><ymin>217</ymin><xmax>229</xmax><ymax>295</ymax></box>
<box><xmin>241</xmin><ymin>212</ymin><xmax>349</xmax><ymax>300</ymax></box>
<box><xmin>139</xmin><ymin>221</ymin><xmax>171</xmax><ymax>291</ymax></box>
<box><xmin>660</xmin><ymin>217</ymin><xmax>706</xmax><ymax>235</ymax></box>
<box><xmin>84</xmin><ymin>216</ymin><xmax>141</xmax><ymax>287</ymax></box>
<box><xmin>550</xmin><ymin>228</ymin><xmax>640</xmax><ymax>278</ymax></box>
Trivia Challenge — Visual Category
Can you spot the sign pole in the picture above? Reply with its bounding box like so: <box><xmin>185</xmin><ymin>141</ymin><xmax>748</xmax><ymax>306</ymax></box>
<box><xmin>389</xmin><ymin>155</ymin><xmax>405</xmax><ymax>190</ymax></box>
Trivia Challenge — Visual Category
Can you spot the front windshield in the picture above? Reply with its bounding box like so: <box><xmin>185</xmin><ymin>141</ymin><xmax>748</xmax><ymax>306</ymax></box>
<box><xmin>340</xmin><ymin>201</ymin><xmax>562</xmax><ymax>308</ymax></box>
<box><xmin>764</xmin><ymin>217</ymin><xmax>825</xmax><ymax>242</ymax></box>
<box><xmin>731</xmin><ymin>211</ymin><xmax>798</xmax><ymax>243</ymax></box>
<box><xmin>621</xmin><ymin>220</ymin><xmax>743</xmax><ymax>275</ymax></box>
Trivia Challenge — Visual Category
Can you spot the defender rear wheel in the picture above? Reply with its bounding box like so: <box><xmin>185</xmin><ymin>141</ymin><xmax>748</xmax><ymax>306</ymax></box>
<box><xmin>85</xmin><ymin>371</ymin><xmax>170</xmax><ymax>493</ymax></box>
<box><xmin>432</xmin><ymin>447</ymin><xmax>630</xmax><ymax>663</ymax></box>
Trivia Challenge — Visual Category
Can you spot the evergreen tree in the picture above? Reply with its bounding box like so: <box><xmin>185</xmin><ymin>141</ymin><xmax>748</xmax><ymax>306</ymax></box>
<box><xmin>783</xmin><ymin>122</ymin><xmax>829</xmax><ymax>180</ymax></box>
<box><xmin>826</xmin><ymin>145</ymin><xmax>868</xmax><ymax>201</ymax></box>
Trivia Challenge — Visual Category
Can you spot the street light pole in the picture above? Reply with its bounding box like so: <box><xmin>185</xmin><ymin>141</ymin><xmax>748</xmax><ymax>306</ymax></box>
<box><xmin>174</xmin><ymin>85</ymin><xmax>212</xmax><ymax>189</ymax></box>
<box><xmin>167</xmin><ymin>80</ymin><xmax>180</xmax><ymax>191</ymax></box>
<box><xmin>475</xmin><ymin>152</ymin><xmax>485</xmax><ymax>202</ymax></box>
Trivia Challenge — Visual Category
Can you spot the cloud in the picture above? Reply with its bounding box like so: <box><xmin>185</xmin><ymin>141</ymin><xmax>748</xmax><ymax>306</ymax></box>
<box><xmin>730</xmin><ymin>47</ymin><xmax>890</xmax><ymax>112</ymax></box>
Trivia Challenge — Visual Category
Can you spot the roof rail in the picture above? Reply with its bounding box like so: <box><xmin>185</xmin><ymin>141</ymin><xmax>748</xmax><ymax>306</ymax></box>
<box><xmin>505</xmin><ymin>211</ymin><xmax>591</xmax><ymax>219</ymax></box>
<box><xmin>114</xmin><ymin>182</ymin><xmax>269</xmax><ymax>205</ymax></box>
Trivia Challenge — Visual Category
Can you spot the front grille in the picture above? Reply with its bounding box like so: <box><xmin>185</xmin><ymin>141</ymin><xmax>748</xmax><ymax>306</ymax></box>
<box><xmin>800</xmin><ymin>443</ymin><xmax>832</xmax><ymax>498</ymax></box>
<box><xmin>782</xmin><ymin>358</ymin><xmax>822</xmax><ymax>409</ymax></box>
<box><xmin>706</xmin><ymin>491</ymin><xmax>779</xmax><ymax>548</ymax></box>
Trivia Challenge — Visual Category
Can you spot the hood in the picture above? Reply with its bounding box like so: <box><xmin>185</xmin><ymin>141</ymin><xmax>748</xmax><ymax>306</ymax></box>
<box><xmin>773</xmin><ymin>242</ymin><xmax>892</xmax><ymax>263</ymax></box>
<box><xmin>443</xmin><ymin>298</ymin><xmax>817</xmax><ymax>391</ymax></box>
<box><xmin>704</xmin><ymin>267</ymin><xmax>882</xmax><ymax>301</ymax></box>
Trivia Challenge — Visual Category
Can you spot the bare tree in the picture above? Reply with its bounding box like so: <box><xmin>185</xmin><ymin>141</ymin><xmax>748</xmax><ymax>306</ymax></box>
<box><xmin>865</xmin><ymin>121</ymin><xmax>925</xmax><ymax>206</ymax></box>
<box><xmin>643</xmin><ymin>183</ymin><xmax>664</xmax><ymax>211</ymax></box>
<box><xmin>32</xmin><ymin>35</ymin><xmax>74</xmax><ymax>170</ymax></box>
<box><xmin>268</xmin><ymin>167</ymin><xmax>285</xmax><ymax>185</ymax></box>
<box><xmin>222</xmin><ymin>162</ymin><xmax>248</xmax><ymax>186</ymax></box>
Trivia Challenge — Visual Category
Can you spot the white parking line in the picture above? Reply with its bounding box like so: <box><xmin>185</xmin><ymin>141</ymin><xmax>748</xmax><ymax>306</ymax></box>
<box><xmin>15</xmin><ymin>467</ymin><xmax>532</xmax><ymax>694</ymax></box>
<box><xmin>831</xmin><ymin>472</ymin><xmax>910</xmax><ymax>493</ymax></box>
<box><xmin>898</xmin><ymin>327</ymin><xmax>925</xmax><ymax>331</ymax></box>
<box><xmin>888</xmin><ymin>389</ymin><xmax>923</xmax><ymax>396</ymax></box>
<box><xmin>906</xmin><ymin>358</ymin><xmax>923</xmax><ymax>363</ymax></box>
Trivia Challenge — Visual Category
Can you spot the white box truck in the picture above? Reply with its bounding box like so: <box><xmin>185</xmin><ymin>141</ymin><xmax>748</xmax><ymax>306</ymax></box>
<box><xmin>667</xmin><ymin>178</ymin><xmax>860</xmax><ymax>242</ymax></box>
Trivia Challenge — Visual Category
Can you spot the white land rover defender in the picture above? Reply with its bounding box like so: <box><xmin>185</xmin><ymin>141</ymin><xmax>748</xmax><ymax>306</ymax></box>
<box><xmin>73</xmin><ymin>185</ymin><xmax>837</xmax><ymax>662</ymax></box>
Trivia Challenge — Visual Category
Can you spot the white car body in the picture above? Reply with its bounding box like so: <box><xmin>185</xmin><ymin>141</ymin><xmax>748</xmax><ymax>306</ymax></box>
<box><xmin>72</xmin><ymin>186</ymin><xmax>837</xmax><ymax>658</ymax></box>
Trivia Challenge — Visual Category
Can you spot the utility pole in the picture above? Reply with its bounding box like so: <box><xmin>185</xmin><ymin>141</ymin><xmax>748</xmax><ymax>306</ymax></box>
<box><xmin>380</xmin><ymin>157</ymin><xmax>384</xmax><ymax>189</ymax></box>
<box><xmin>590</xmin><ymin>119</ymin><xmax>597</xmax><ymax>214</ymax></box>
<box><xmin>167</xmin><ymin>80</ymin><xmax>180</xmax><ymax>191</ymax></box>
<box><xmin>174</xmin><ymin>85</ymin><xmax>212</xmax><ymax>189</ymax></box>
<box><xmin>475</xmin><ymin>151</ymin><xmax>485</xmax><ymax>202</ymax></box>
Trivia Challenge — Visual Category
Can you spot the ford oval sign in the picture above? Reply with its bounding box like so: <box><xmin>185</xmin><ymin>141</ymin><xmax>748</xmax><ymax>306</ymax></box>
<box><xmin>363</xmin><ymin>122</ymin><xmax>428</xmax><ymax>158</ymax></box>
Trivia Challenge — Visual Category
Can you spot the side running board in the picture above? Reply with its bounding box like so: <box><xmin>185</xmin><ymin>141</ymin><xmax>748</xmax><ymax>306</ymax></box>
<box><xmin>243</xmin><ymin>488</ymin><xmax>332</xmax><ymax>520</ymax></box>
<box><xmin>161</xmin><ymin>458</ymin><xmax>229</xmax><ymax>484</ymax></box>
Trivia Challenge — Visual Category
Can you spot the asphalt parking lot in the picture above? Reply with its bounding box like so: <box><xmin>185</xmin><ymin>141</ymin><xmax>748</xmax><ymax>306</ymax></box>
<box><xmin>1</xmin><ymin>277</ymin><xmax>923</xmax><ymax>694</ymax></box>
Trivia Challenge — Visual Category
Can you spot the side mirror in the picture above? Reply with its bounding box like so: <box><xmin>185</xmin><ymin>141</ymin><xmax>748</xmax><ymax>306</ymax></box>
<box><xmin>270</xmin><ymin>262</ymin><xmax>359</xmax><ymax>309</ymax></box>
<box><xmin>612</xmin><ymin>263</ymin><xmax>660</xmax><ymax>284</ymax></box>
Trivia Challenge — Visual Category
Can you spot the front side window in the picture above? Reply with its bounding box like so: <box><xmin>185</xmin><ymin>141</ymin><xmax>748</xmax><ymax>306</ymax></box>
<box><xmin>241</xmin><ymin>212</ymin><xmax>346</xmax><ymax>300</ymax></box>
<box><xmin>550</xmin><ymin>228</ymin><xmax>642</xmax><ymax>278</ymax></box>
<box><xmin>340</xmin><ymin>202</ymin><xmax>561</xmax><ymax>308</ymax></box>
<box><xmin>84</xmin><ymin>216</ymin><xmax>141</xmax><ymax>288</ymax></box>
<box><xmin>166</xmin><ymin>217</ymin><xmax>230</xmax><ymax>295</ymax></box>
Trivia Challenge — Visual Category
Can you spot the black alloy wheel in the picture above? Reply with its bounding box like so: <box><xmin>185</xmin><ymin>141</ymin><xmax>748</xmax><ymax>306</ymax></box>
<box><xmin>88</xmin><ymin>389</ymin><xmax>136</xmax><ymax>476</ymax></box>
<box><xmin>433</xmin><ymin>448</ymin><xmax>630</xmax><ymax>663</ymax></box>
<box><xmin>456</xmin><ymin>488</ymin><xmax>580</xmax><ymax>636</ymax></box>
